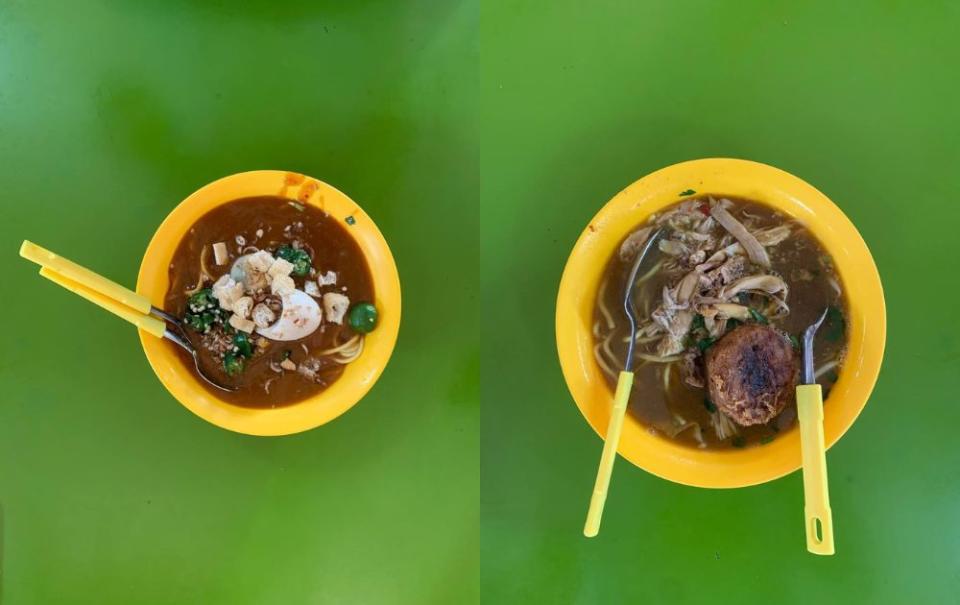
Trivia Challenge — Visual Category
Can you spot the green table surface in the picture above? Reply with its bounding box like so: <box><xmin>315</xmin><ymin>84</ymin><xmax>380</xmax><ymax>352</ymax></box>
<box><xmin>1</xmin><ymin>1</ymin><xmax>958</xmax><ymax>604</ymax></box>
<box><xmin>0</xmin><ymin>2</ymin><xmax>478</xmax><ymax>604</ymax></box>
<box><xmin>479</xmin><ymin>1</ymin><xmax>958</xmax><ymax>604</ymax></box>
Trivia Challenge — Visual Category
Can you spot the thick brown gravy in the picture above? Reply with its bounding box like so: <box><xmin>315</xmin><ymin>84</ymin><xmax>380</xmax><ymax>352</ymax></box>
<box><xmin>594</xmin><ymin>197</ymin><xmax>848</xmax><ymax>450</ymax></box>
<box><xmin>164</xmin><ymin>196</ymin><xmax>374</xmax><ymax>408</ymax></box>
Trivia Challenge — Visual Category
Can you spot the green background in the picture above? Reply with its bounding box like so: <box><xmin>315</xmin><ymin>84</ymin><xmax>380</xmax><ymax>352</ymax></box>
<box><xmin>480</xmin><ymin>1</ymin><xmax>958</xmax><ymax>604</ymax></box>
<box><xmin>1</xmin><ymin>1</ymin><xmax>959</xmax><ymax>604</ymax></box>
<box><xmin>0</xmin><ymin>2</ymin><xmax>478</xmax><ymax>604</ymax></box>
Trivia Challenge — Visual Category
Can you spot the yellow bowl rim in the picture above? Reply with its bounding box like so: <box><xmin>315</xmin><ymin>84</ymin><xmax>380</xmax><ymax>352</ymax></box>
<box><xmin>137</xmin><ymin>170</ymin><xmax>401</xmax><ymax>436</ymax></box>
<box><xmin>555</xmin><ymin>158</ymin><xmax>886</xmax><ymax>488</ymax></box>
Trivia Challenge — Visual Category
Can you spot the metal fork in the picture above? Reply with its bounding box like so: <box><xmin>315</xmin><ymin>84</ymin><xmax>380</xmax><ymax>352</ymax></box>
<box><xmin>584</xmin><ymin>229</ymin><xmax>663</xmax><ymax>537</ymax></box>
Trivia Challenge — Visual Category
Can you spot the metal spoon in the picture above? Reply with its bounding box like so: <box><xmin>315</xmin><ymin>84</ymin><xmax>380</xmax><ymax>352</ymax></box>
<box><xmin>20</xmin><ymin>241</ymin><xmax>238</xmax><ymax>393</ymax></box>
<box><xmin>584</xmin><ymin>229</ymin><xmax>663</xmax><ymax>537</ymax></box>
<box><xmin>152</xmin><ymin>307</ymin><xmax>237</xmax><ymax>393</ymax></box>
<box><xmin>797</xmin><ymin>307</ymin><xmax>835</xmax><ymax>554</ymax></box>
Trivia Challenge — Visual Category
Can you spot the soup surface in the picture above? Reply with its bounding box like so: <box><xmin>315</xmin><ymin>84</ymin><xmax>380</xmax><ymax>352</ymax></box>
<box><xmin>593</xmin><ymin>197</ymin><xmax>847</xmax><ymax>449</ymax></box>
<box><xmin>165</xmin><ymin>196</ymin><xmax>375</xmax><ymax>407</ymax></box>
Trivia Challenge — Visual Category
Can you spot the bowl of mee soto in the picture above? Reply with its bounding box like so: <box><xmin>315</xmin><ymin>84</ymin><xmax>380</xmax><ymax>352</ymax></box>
<box><xmin>139</xmin><ymin>171</ymin><xmax>401</xmax><ymax>436</ymax></box>
<box><xmin>556</xmin><ymin>158</ymin><xmax>885</xmax><ymax>488</ymax></box>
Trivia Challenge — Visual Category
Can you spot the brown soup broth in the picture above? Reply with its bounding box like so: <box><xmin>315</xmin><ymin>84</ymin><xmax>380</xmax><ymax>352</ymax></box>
<box><xmin>164</xmin><ymin>196</ymin><xmax>374</xmax><ymax>408</ymax></box>
<box><xmin>593</xmin><ymin>197</ymin><xmax>848</xmax><ymax>449</ymax></box>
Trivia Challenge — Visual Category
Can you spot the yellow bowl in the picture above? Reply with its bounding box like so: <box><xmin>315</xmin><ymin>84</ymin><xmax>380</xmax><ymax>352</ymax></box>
<box><xmin>137</xmin><ymin>171</ymin><xmax>401</xmax><ymax>436</ymax></box>
<box><xmin>556</xmin><ymin>158</ymin><xmax>885</xmax><ymax>488</ymax></box>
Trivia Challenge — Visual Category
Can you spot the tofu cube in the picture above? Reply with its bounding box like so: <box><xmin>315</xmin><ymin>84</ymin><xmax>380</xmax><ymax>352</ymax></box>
<box><xmin>244</xmin><ymin>270</ymin><xmax>269</xmax><ymax>293</ymax></box>
<box><xmin>271</xmin><ymin>274</ymin><xmax>296</xmax><ymax>296</ymax></box>
<box><xmin>212</xmin><ymin>274</ymin><xmax>232</xmax><ymax>292</ymax></box>
<box><xmin>322</xmin><ymin>292</ymin><xmax>350</xmax><ymax>325</ymax></box>
<box><xmin>233</xmin><ymin>296</ymin><xmax>254</xmax><ymax>319</ymax></box>
<box><xmin>247</xmin><ymin>250</ymin><xmax>274</xmax><ymax>273</ymax></box>
<box><xmin>304</xmin><ymin>280</ymin><xmax>321</xmax><ymax>297</ymax></box>
<box><xmin>317</xmin><ymin>270</ymin><xmax>337</xmax><ymax>286</ymax></box>
<box><xmin>268</xmin><ymin>257</ymin><xmax>295</xmax><ymax>278</ymax></box>
<box><xmin>212</xmin><ymin>242</ymin><xmax>229</xmax><ymax>266</ymax></box>
<box><xmin>212</xmin><ymin>276</ymin><xmax>243</xmax><ymax>311</ymax></box>
<box><xmin>228</xmin><ymin>314</ymin><xmax>256</xmax><ymax>333</ymax></box>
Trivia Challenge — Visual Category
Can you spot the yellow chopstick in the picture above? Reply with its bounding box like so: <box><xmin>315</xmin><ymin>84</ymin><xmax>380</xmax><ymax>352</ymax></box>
<box><xmin>20</xmin><ymin>240</ymin><xmax>153</xmax><ymax>315</ymax></box>
<box><xmin>38</xmin><ymin>266</ymin><xmax>166</xmax><ymax>338</ymax></box>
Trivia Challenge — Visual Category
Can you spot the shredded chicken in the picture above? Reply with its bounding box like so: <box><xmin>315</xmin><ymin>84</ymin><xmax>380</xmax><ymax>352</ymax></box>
<box><xmin>710</xmin><ymin>201</ymin><xmax>771</xmax><ymax>266</ymax></box>
<box><xmin>710</xmin><ymin>410</ymin><xmax>739</xmax><ymax>440</ymax></box>
<box><xmin>619</xmin><ymin>227</ymin><xmax>653</xmax><ymax>261</ymax></box>
<box><xmin>626</xmin><ymin>199</ymin><xmax>794</xmax><ymax>388</ymax></box>
<box><xmin>593</xmin><ymin>197</ymin><xmax>819</xmax><ymax>447</ymax></box>
<box><xmin>668</xmin><ymin>415</ymin><xmax>706</xmax><ymax>448</ymax></box>
<box><xmin>721</xmin><ymin>274</ymin><xmax>787</xmax><ymax>298</ymax></box>
<box><xmin>682</xmin><ymin>350</ymin><xmax>704</xmax><ymax>388</ymax></box>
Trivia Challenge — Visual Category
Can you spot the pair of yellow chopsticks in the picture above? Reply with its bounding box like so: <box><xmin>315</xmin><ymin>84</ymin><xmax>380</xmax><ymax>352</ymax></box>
<box><xmin>19</xmin><ymin>240</ymin><xmax>166</xmax><ymax>338</ymax></box>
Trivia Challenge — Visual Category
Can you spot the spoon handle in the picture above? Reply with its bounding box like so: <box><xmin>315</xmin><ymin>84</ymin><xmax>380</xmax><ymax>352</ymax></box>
<box><xmin>797</xmin><ymin>383</ymin><xmax>835</xmax><ymax>555</ymax></box>
<box><xmin>39</xmin><ymin>266</ymin><xmax>166</xmax><ymax>338</ymax></box>
<box><xmin>20</xmin><ymin>240</ymin><xmax>153</xmax><ymax>314</ymax></box>
<box><xmin>584</xmin><ymin>370</ymin><xmax>634</xmax><ymax>538</ymax></box>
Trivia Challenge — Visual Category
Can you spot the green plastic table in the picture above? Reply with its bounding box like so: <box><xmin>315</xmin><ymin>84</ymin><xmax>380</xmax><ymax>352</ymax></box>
<box><xmin>480</xmin><ymin>2</ymin><xmax>957</xmax><ymax>604</ymax></box>
<box><xmin>2</xmin><ymin>1</ymin><xmax>958</xmax><ymax>604</ymax></box>
<box><xmin>0</xmin><ymin>2</ymin><xmax>478</xmax><ymax>603</ymax></box>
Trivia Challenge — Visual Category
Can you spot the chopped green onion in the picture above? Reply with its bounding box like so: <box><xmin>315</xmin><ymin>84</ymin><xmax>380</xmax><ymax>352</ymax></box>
<box><xmin>679</xmin><ymin>189</ymin><xmax>696</xmax><ymax>196</ymax></box>
<box><xmin>185</xmin><ymin>310</ymin><xmax>218</xmax><ymax>332</ymax></box>
<box><xmin>760</xmin><ymin>435</ymin><xmax>775</xmax><ymax>445</ymax></box>
<box><xmin>789</xmin><ymin>334</ymin><xmax>800</xmax><ymax>350</ymax></box>
<box><xmin>731</xmin><ymin>436</ymin><xmax>746</xmax><ymax>448</ymax></box>
<box><xmin>187</xmin><ymin>288</ymin><xmax>217</xmax><ymax>309</ymax></box>
<box><xmin>183</xmin><ymin>289</ymin><xmax>230</xmax><ymax>332</ymax></box>
<box><xmin>704</xmin><ymin>398</ymin><xmax>717</xmax><ymax>413</ymax></box>
<box><xmin>749</xmin><ymin>308</ymin><xmax>768</xmax><ymax>324</ymax></box>
<box><xmin>697</xmin><ymin>337</ymin><xmax>716</xmax><ymax>352</ymax></box>
<box><xmin>275</xmin><ymin>246</ymin><xmax>312</xmax><ymax>276</ymax></box>
<box><xmin>223</xmin><ymin>352</ymin><xmax>244</xmax><ymax>376</ymax></box>
<box><xmin>233</xmin><ymin>332</ymin><xmax>253</xmax><ymax>358</ymax></box>
<box><xmin>184</xmin><ymin>314</ymin><xmax>203</xmax><ymax>331</ymax></box>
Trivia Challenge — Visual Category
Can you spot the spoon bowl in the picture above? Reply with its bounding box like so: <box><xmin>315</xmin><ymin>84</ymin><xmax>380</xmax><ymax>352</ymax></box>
<box><xmin>161</xmin><ymin>324</ymin><xmax>237</xmax><ymax>392</ymax></box>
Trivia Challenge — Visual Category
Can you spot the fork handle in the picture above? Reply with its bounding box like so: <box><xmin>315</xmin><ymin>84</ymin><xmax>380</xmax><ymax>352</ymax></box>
<box><xmin>584</xmin><ymin>370</ymin><xmax>634</xmax><ymax>537</ymax></box>
<box><xmin>797</xmin><ymin>383</ymin><xmax>835</xmax><ymax>555</ymax></box>
<box><xmin>20</xmin><ymin>240</ymin><xmax>153</xmax><ymax>314</ymax></box>
<box><xmin>39</xmin><ymin>267</ymin><xmax>166</xmax><ymax>338</ymax></box>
